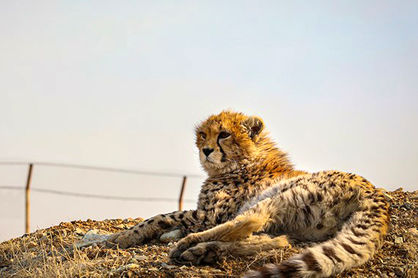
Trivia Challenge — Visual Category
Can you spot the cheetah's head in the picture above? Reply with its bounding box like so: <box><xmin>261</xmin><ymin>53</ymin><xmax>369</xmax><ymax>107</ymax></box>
<box><xmin>195</xmin><ymin>111</ymin><xmax>266</xmax><ymax>176</ymax></box>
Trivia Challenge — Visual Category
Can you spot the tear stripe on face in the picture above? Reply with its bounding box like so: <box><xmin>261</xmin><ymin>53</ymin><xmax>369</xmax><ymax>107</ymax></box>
<box><xmin>217</xmin><ymin>135</ymin><xmax>226</xmax><ymax>162</ymax></box>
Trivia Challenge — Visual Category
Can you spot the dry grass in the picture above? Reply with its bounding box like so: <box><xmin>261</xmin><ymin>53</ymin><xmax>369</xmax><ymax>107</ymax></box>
<box><xmin>1</xmin><ymin>189</ymin><xmax>417</xmax><ymax>277</ymax></box>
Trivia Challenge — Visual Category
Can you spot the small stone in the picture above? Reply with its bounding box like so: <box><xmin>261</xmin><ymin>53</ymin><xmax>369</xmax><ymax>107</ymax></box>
<box><xmin>111</xmin><ymin>264</ymin><xmax>140</xmax><ymax>273</ymax></box>
<box><xmin>394</xmin><ymin>237</ymin><xmax>403</xmax><ymax>244</ymax></box>
<box><xmin>27</xmin><ymin>241</ymin><xmax>37</xmax><ymax>248</ymax></box>
<box><xmin>133</xmin><ymin>255</ymin><xmax>147</xmax><ymax>261</ymax></box>
<box><xmin>35</xmin><ymin>232</ymin><xmax>46</xmax><ymax>239</ymax></box>
<box><xmin>75</xmin><ymin>228</ymin><xmax>85</xmax><ymax>235</ymax></box>
<box><xmin>115</xmin><ymin>224</ymin><xmax>126</xmax><ymax>229</ymax></box>
<box><xmin>85</xmin><ymin>229</ymin><xmax>100</xmax><ymax>235</ymax></box>
<box><xmin>159</xmin><ymin>229</ymin><xmax>183</xmax><ymax>243</ymax></box>
<box><xmin>75</xmin><ymin>230</ymin><xmax>110</xmax><ymax>248</ymax></box>
<box><xmin>161</xmin><ymin>263</ymin><xmax>176</xmax><ymax>269</ymax></box>
<box><xmin>129</xmin><ymin>258</ymin><xmax>138</xmax><ymax>264</ymax></box>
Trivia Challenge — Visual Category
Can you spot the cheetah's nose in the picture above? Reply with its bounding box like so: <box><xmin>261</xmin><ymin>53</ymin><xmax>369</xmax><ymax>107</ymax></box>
<box><xmin>203</xmin><ymin>148</ymin><xmax>214</xmax><ymax>157</ymax></box>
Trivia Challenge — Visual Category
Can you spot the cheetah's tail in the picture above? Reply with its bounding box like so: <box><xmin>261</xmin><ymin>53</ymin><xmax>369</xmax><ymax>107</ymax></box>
<box><xmin>244</xmin><ymin>190</ymin><xmax>390</xmax><ymax>278</ymax></box>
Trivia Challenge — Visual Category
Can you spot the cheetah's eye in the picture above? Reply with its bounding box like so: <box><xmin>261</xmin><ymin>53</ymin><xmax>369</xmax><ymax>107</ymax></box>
<box><xmin>199</xmin><ymin>132</ymin><xmax>206</xmax><ymax>140</ymax></box>
<box><xmin>218</xmin><ymin>131</ymin><xmax>230</xmax><ymax>139</ymax></box>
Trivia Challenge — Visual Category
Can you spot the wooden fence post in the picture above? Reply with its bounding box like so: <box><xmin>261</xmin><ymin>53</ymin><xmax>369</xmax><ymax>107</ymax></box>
<box><xmin>178</xmin><ymin>176</ymin><xmax>187</xmax><ymax>211</ymax></box>
<box><xmin>25</xmin><ymin>163</ymin><xmax>33</xmax><ymax>234</ymax></box>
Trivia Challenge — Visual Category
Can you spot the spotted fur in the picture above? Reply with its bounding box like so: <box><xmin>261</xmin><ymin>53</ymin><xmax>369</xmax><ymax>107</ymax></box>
<box><xmin>106</xmin><ymin>111</ymin><xmax>389</xmax><ymax>278</ymax></box>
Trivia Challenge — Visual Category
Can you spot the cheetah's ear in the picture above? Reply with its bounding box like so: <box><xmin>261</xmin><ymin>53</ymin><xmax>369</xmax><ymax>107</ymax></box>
<box><xmin>243</xmin><ymin>116</ymin><xmax>264</xmax><ymax>139</ymax></box>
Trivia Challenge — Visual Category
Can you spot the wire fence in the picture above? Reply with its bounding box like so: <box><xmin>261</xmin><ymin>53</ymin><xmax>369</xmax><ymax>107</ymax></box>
<box><xmin>0</xmin><ymin>185</ymin><xmax>196</xmax><ymax>203</ymax></box>
<box><xmin>0</xmin><ymin>161</ymin><xmax>203</xmax><ymax>234</ymax></box>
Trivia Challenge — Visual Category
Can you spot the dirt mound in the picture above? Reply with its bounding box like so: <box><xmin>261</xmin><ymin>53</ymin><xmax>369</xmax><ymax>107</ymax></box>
<box><xmin>1</xmin><ymin>189</ymin><xmax>417</xmax><ymax>277</ymax></box>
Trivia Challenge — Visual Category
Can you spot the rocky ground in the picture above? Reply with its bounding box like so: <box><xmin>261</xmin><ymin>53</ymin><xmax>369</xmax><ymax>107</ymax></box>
<box><xmin>0</xmin><ymin>188</ymin><xmax>417</xmax><ymax>278</ymax></box>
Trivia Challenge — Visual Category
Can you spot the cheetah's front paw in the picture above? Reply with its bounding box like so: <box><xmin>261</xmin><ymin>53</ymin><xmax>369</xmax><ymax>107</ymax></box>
<box><xmin>170</xmin><ymin>241</ymin><xmax>225</xmax><ymax>265</ymax></box>
<box><xmin>169</xmin><ymin>233</ymin><xmax>202</xmax><ymax>262</ymax></box>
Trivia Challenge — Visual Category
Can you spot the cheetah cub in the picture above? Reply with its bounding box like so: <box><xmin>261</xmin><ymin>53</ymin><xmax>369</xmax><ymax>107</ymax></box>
<box><xmin>106</xmin><ymin>111</ymin><xmax>389</xmax><ymax>278</ymax></box>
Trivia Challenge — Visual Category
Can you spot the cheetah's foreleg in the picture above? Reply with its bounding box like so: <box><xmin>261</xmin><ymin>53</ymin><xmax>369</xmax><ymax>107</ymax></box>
<box><xmin>104</xmin><ymin>210</ymin><xmax>204</xmax><ymax>248</ymax></box>
<box><xmin>170</xmin><ymin>198</ymin><xmax>274</xmax><ymax>262</ymax></box>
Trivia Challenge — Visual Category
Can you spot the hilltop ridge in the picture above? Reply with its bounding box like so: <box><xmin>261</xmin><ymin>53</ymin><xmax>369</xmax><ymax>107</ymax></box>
<box><xmin>1</xmin><ymin>189</ymin><xmax>417</xmax><ymax>277</ymax></box>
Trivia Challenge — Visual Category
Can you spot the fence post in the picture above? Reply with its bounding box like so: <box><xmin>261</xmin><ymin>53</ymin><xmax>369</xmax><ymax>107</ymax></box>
<box><xmin>25</xmin><ymin>163</ymin><xmax>33</xmax><ymax>234</ymax></box>
<box><xmin>178</xmin><ymin>176</ymin><xmax>187</xmax><ymax>211</ymax></box>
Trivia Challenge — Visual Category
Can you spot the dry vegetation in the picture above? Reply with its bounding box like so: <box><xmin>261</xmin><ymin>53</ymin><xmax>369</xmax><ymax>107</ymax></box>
<box><xmin>1</xmin><ymin>189</ymin><xmax>417</xmax><ymax>278</ymax></box>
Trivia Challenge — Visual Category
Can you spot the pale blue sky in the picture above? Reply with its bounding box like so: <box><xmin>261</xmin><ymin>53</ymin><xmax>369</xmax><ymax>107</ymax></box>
<box><xmin>0</xmin><ymin>1</ymin><xmax>417</xmax><ymax>241</ymax></box>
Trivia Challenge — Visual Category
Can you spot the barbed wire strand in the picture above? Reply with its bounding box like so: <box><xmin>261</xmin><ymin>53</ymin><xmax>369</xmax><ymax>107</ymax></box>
<box><xmin>0</xmin><ymin>161</ymin><xmax>204</xmax><ymax>178</ymax></box>
<box><xmin>0</xmin><ymin>186</ymin><xmax>196</xmax><ymax>203</ymax></box>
